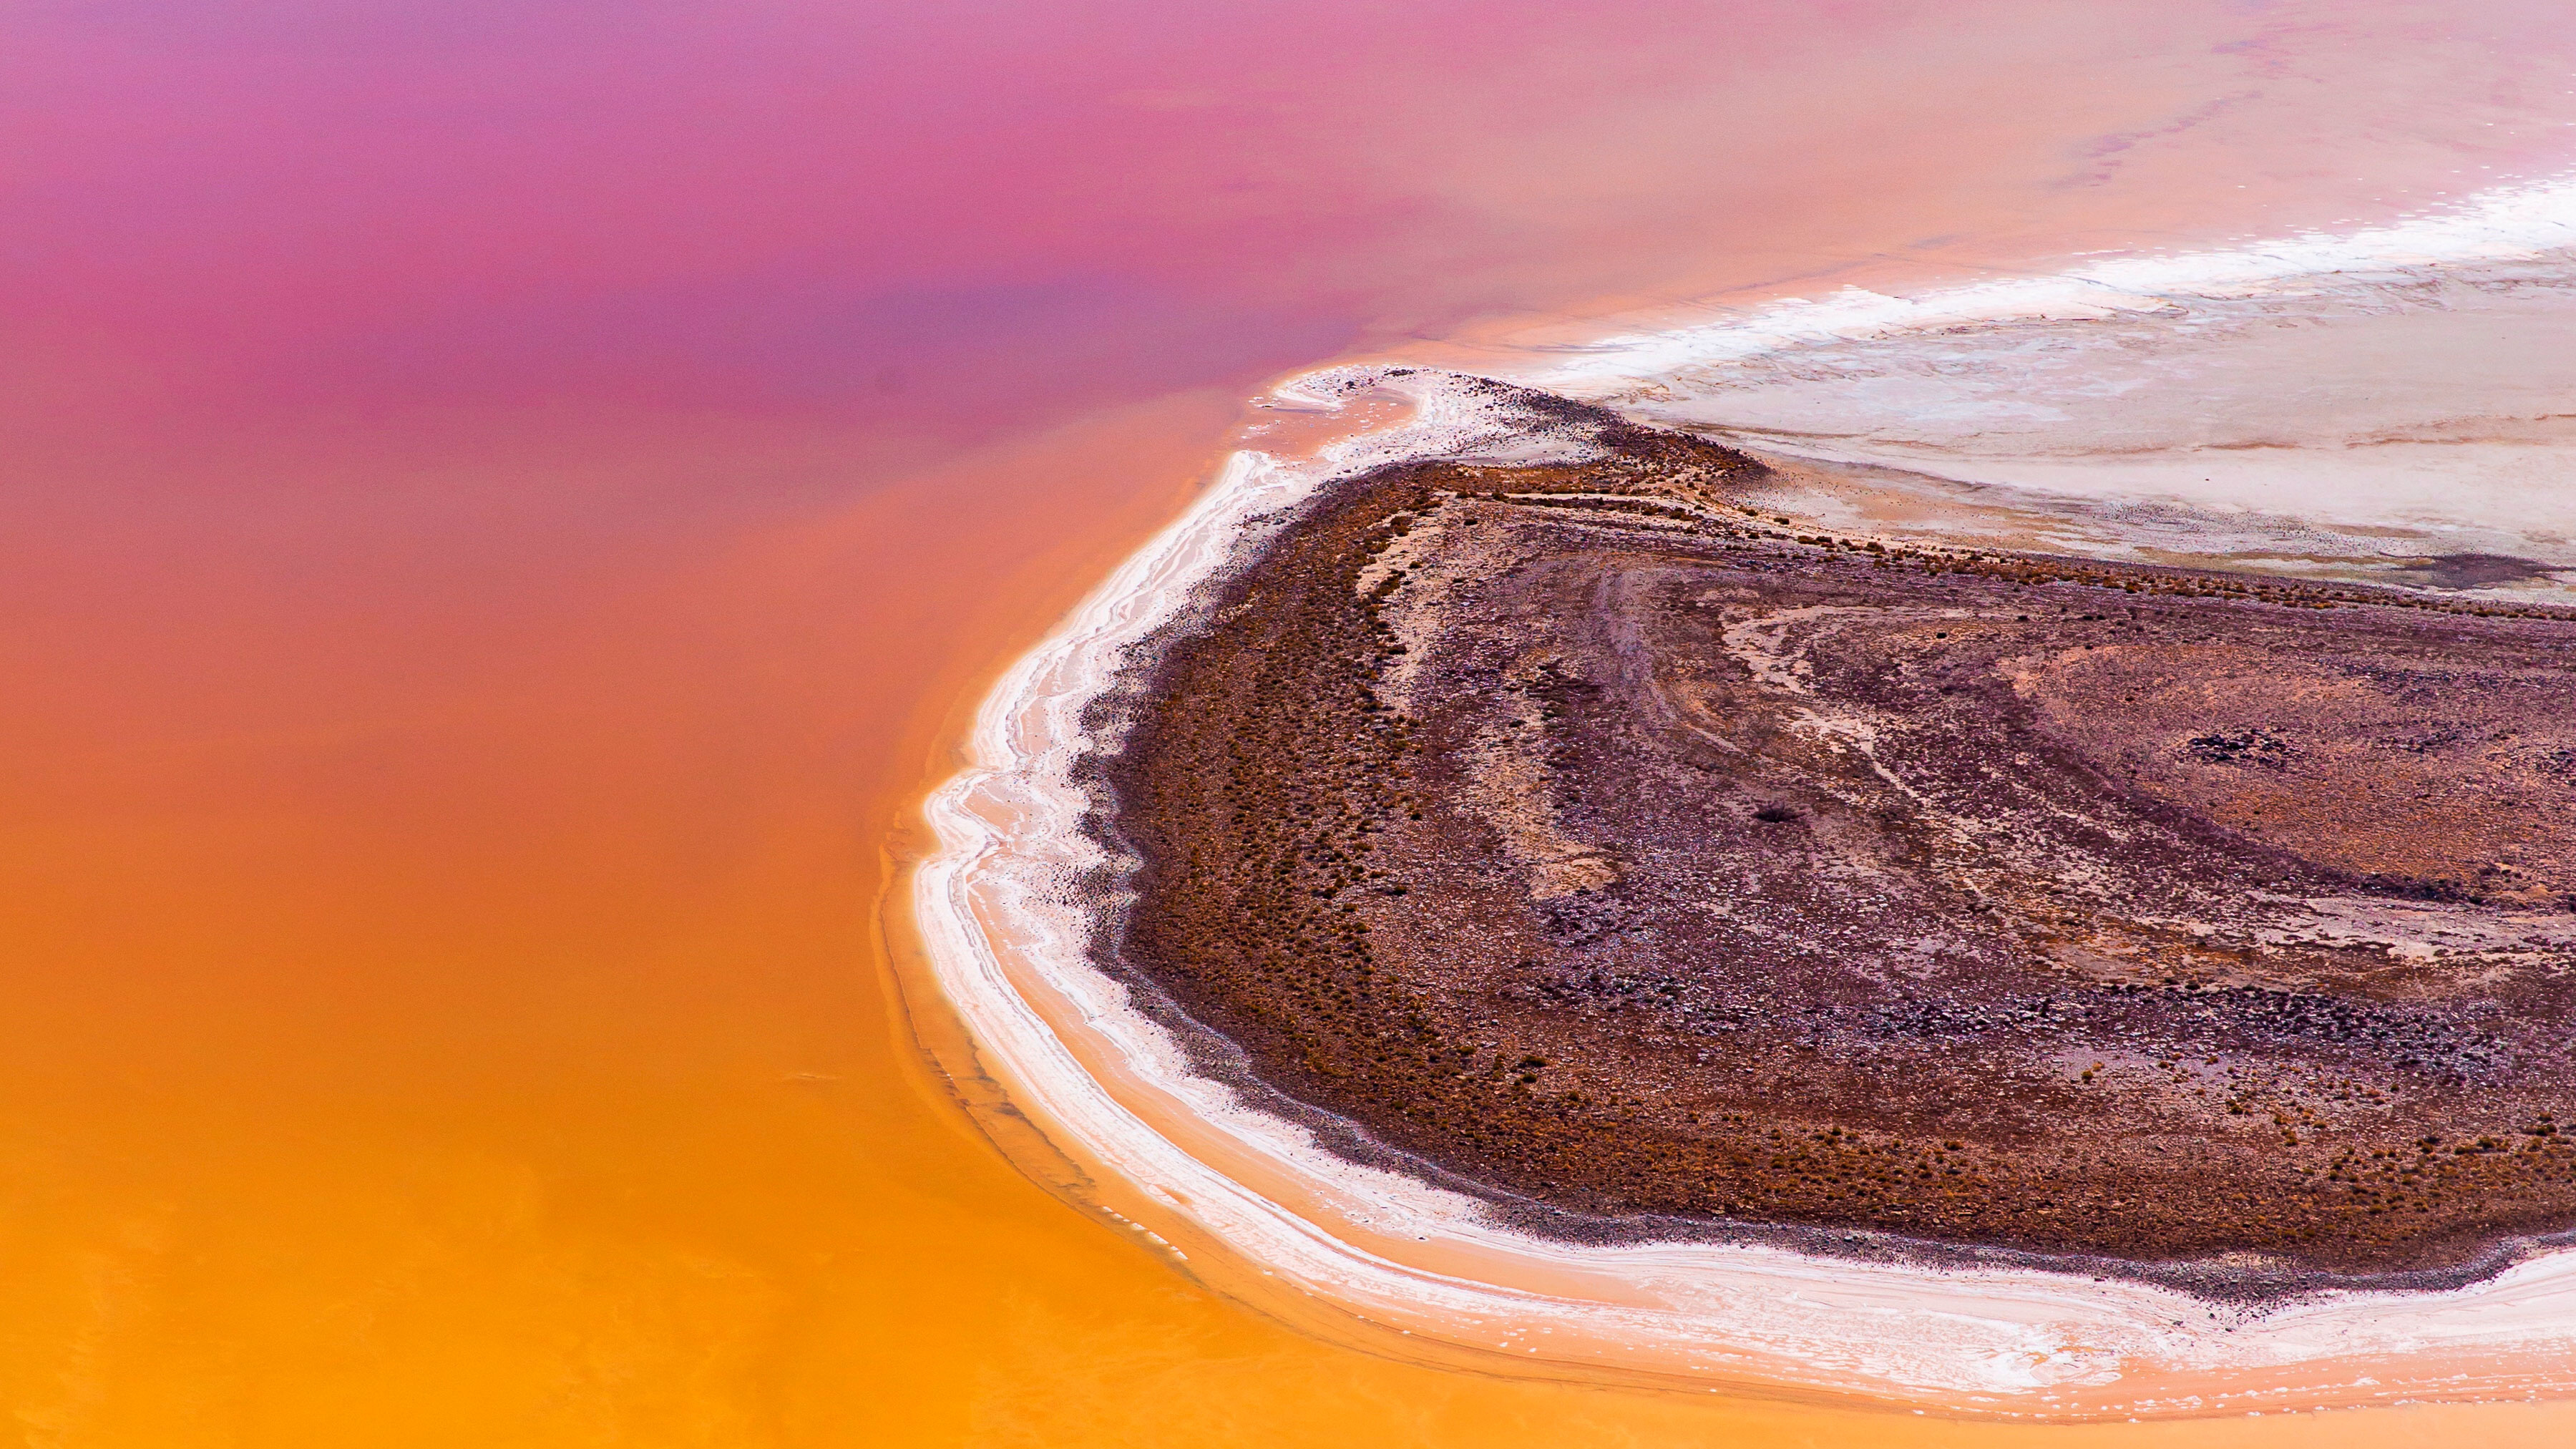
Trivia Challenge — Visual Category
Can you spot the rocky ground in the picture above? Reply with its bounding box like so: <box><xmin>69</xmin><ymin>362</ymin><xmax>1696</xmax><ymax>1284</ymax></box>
<box><xmin>1101</xmin><ymin>403</ymin><xmax>2576</xmax><ymax>1274</ymax></box>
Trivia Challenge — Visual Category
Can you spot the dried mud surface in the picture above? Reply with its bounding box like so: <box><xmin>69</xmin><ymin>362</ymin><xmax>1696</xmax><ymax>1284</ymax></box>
<box><xmin>1100</xmin><ymin>415</ymin><xmax>2576</xmax><ymax>1277</ymax></box>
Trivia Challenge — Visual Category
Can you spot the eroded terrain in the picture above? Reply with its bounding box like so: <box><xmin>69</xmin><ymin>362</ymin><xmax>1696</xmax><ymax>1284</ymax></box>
<box><xmin>1103</xmin><ymin>411</ymin><xmax>2576</xmax><ymax>1274</ymax></box>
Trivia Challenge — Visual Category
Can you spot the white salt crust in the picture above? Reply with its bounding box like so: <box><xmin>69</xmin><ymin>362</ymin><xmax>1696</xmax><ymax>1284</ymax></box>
<box><xmin>912</xmin><ymin>183</ymin><xmax>2576</xmax><ymax>1420</ymax></box>
<box><xmin>1528</xmin><ymin>170</ymin><xmax>2576</xmax><ymax>575</ymax></box>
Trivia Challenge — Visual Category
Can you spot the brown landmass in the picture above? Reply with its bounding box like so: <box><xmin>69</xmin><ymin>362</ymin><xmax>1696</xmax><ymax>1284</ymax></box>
<box><xmin>1100</xmin><ymin>401</ymin><xmax>2576</xmax><ymax>1277</ymax></box>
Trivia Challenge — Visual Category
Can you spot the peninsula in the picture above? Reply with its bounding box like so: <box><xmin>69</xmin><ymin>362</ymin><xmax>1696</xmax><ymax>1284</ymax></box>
<box><xmin>1097</xmin><ymin>391</ymin><xmax>2576</xmax><ymax>1277</ymax></box>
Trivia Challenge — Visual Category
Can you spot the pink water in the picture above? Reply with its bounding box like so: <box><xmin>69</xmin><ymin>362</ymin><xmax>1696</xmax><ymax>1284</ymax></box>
<box><xmin>12</xmin><ymin>1</ymin><xmax>2576</xmax><ymax>1441</ymax></box>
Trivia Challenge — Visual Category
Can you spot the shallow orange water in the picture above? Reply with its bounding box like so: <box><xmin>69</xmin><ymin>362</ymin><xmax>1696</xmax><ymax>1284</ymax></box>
<box><xmin>17</xmin><ymin>393</ymin><xmax>2576</xmax><ymax>1447</ymax></box>
<box><xmin>16</xmin><ymin>2</ymin><xmax>2576</xmax><ymax>1443</ymax></box>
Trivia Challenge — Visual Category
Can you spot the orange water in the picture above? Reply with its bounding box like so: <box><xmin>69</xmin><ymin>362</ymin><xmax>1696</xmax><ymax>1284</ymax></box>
<box><xmin>16</xmin><ymin>401</ymin><xmax>2574</xmax><ymax>1449</ymax></box>
<box><xmin>16</xmin><ymin>2</ymin><xmax>2576</xmax><ymax>1443</ymax></box>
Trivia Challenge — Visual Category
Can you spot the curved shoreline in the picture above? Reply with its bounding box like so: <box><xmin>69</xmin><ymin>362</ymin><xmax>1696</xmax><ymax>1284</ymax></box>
<box><xmin>904</xmin><ymin>366</ymin><xmax>2576</xmax><ymax>1418</ymax></box>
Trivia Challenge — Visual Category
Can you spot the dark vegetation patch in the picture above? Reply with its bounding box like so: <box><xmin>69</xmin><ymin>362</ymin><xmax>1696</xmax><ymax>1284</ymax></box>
<box><xmin>1093</xmin><ymin>398</ymin><xmax>2576</xmax><ymax>1280</ymax></box>
<box><xmin>2185</xmin><ymin>730</ymin><xmax>2294</xmax><ymax>768</ymax></box>
<box><xmin>2392</xmin><ymin>552</ymin><xmax>2565</xmax><ymax>590</ymax></box>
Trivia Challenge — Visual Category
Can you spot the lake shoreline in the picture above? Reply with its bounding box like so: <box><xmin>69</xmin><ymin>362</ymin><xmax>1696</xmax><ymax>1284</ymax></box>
<box><xmin>905</xmin><ymin>369</ymin><xmax>2576</xmax><ymax>1418</ymax></box>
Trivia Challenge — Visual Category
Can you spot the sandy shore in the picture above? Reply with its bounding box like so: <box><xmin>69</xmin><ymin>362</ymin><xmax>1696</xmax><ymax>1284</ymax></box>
<box><xmin>905</xmin><ymin>366</ymin><xmax>2576</xmax><ymax>1420</ymax></box>
<box><xmin>1528</xmin><ymin>170</ymin><xmax>2576</xmax><ymax>602</ymax></box>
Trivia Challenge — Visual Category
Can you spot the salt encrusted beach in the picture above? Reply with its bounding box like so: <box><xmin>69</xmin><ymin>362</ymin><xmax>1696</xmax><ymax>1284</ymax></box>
<box><xmin>908</xmin><ymin>194</ymin><xmax>2576</xmax><ymax>1419</ymax></box>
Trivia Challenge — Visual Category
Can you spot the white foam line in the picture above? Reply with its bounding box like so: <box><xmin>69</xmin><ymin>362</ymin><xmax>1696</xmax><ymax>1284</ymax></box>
<box><xmin>1531</xmin><ymin>170</ymin><xmax>2576</xmax><ymax>389</ymax></box>
<box><xmin>910</xmin><ymin>353</ymin><xmax>2576</xmax><ymax>1416</ymax></box>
